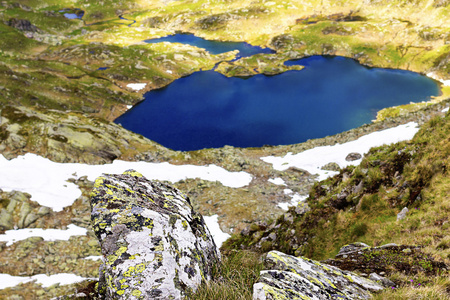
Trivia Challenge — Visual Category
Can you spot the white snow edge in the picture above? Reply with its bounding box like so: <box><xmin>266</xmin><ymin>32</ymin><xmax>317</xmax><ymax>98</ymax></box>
<box><xmin>126</xmin><ymin>83</ymin><xmax>147</xmax><ymax>91</ymax></box>
<box><xmin>0</xmin><ymin>153</ymin><xmax>252</xmax><ymax>211</ymax></box>
<box><xmin>268</xmin><ymin>177</ymin><xmax>286</xmax><ymax>186</ymax></box>
<box><xmin>261</xmin><ymin>122</ymin><xmax>420</xmax><ymax>181</ymax></box>
<box><xmin>427</xmin><ymin>72</ymin><xmax>450</xmax><ymax>86</ymax></box>
<box><xmin>0</xmin><ymin>224</ymin><xmax>87</xmax><ymax>246</ymax></box>
<box><xmin>203</xmin><ymin>214</ymin><xmax>231</xmax><ymax>248</ymax></box>
<box><xmin>0</xmin><ymin>273</ymin><xmax>95</xmax><ymax>289</ymax></box>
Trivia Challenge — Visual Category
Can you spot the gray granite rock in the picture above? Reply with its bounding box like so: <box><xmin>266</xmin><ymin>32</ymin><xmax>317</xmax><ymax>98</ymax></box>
<box><xmin>253</xmin><ymin>250</ymin><xmax>383</xmax><ymax>300</ymax></box>
<box><xmin>336</xmin><ymin>242</ymin><xmax>370</xmax><ymax>258</ymax></box>
<box><xmin>397</xmin><ymin>207</ymin><xmax>409</xmax><ymax>220</ymax></box>
<box><xmin>90</xmin><ymin>170</ymin><xmax>221</xmax><ymax>299</ymax></box>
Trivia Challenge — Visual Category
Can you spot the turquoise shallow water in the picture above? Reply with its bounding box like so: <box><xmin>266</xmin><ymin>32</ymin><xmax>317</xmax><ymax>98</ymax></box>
<box><xmin>116</xmin><ymin>54</ymin><xmax>439</xmax><ymax>151</ymax></box>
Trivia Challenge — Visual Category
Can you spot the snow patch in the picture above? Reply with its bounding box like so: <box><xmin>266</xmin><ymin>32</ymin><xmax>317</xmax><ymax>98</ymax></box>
<box><xmin>203</xmin><ymin>215</ymin><xmax>230</xmax><ymax>248</ymax></box>
<box><xmin>0</xmin><ymin>224</ymin><xmax>87</xmax><ymax>246</ymax></box>
<box><xmin>0</xmin><ymin>273</ymin><xmax>95</xmax><ymax>289</ymax></box>
<box><xmin>277</xmin><ymin>193</ymin><xmax>307</xmax><ymax>211</ymax></box>
<box><xmin>262</xmin><ymin>122</ymin><xmax>419</xmax><ymax>181</ymax></box>
<box><xmin>84</xmin><ymin>255</ymin><xmax>103</xmax><ymax>261</ymax></box>
<box><xmin>0</xmin><ymin>153</ymin><xmax>252</xmax><ymax>211</ymax></box>
<box><xmin>126</xmin><ymin>83</ymin><xmax>147</xmax><ymax>91</ymax></box>
<box><xmin>442</xmin><ymin>107</ymin><xmax>449</xmax><ymax>113</ymax></box>
<box><xmin>427</xmin><ymin>72</ymin><xmax>450</xmax><ymax>86</ymax></box>
<box><xmin>268</xmin><ymin>177</ymin><xmax>286</xmax><ymax>185</ymax></box>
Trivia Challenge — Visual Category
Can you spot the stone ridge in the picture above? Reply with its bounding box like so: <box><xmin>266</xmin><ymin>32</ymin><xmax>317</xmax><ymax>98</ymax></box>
<box><xmin>253</xmin><ymin>250</ymin><xmax>383</xmax><ymax>299</ymax></box>
<box><xmin>90</xmin><ymin>170</ymin><xmax>221</xmax><ymax>299</ymax></box>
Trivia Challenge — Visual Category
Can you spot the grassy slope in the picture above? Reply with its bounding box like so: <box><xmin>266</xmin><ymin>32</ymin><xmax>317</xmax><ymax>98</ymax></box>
<box><xmin>220</xmin><ymin>110</ymin><xmax>450</xmax><ymax>299</ymax></box>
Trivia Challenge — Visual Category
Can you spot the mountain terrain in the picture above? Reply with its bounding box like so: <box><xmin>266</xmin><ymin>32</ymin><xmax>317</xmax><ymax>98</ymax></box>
<box><xmin>0</xmin><ymin>0</ymin><xmax>449</xmax><ymax>298</ymax></box>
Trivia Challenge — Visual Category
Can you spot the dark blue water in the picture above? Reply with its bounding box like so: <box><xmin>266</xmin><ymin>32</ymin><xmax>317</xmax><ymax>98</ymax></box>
<box><xmin>115</xmin><ymin>56</ymin><xmax>439</xmax><ymax>151</ymax></box>
<box><xmin>145</xmin><ymin>34</ymin><xmax>274</xmax><ymax>58</ymax></box>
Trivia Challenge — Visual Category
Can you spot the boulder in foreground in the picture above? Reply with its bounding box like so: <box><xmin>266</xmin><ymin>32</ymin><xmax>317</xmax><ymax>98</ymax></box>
<box><xmin>90</xmin><ymin>170</ymin><xmax>220</xmax><ymax>299</ymax></box>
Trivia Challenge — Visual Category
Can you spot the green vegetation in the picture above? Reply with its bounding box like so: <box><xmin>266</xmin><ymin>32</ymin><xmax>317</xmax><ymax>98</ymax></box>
<box><xmin>187</xmin><ymin>250</ymin><xmax>264</xmax><ymax>300</ymax></box>
<box><xmin>222</xmin><ymin>109</ymin><xmax>450</xmax><ymax>298</ymax></box>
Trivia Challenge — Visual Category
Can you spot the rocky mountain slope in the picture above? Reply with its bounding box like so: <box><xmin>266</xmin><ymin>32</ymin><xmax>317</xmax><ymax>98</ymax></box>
<box><xmin>0</xmin><ymin>0</ymin><xmax>449</xmax><ymax>298</ymax></box>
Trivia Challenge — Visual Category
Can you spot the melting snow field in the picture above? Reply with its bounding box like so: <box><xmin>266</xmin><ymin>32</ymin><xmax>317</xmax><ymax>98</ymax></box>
<box><xmin>126</xmin><ymin>83</ymin><xmax>147</xmax><ymax>91</ymax></box>
<box><xmin>0</xmin><ymin>273</ymin><xmax>95</xmax><ymax>289</ymax></box>
<box><xmin>0</xmin><ymin>224</ymin><xmax>87</xmax><ymax>246</ymax></box>
<box><xmin>203</xmin><ymin>214</ymin><xmax>231</xmax><ymax>248</ymax></box>
<box><xmin>0</xmin><ymin>154</ymin><xmax>253</xmax><ymax>211</ymax></box>
<box><xmin>261</xmin><ymin>122</ymin><xmax>420</xmax><ymax>181</ymax></box>
<box><xmin>268</xmin><ymin>177</ymin><xmax>307</xmax><ymax>210</ymax></box>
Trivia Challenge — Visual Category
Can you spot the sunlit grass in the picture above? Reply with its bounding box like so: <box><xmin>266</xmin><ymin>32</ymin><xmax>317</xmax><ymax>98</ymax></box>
<box><xmin>187</xmin><ymin>250</ymin><xmax>263</xmax><ymax>300</ymax></box>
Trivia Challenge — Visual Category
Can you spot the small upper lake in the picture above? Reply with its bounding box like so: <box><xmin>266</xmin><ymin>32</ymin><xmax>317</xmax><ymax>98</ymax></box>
<box><xmin>60</xmin><ymin>9</ymin><xmax>84</xmax><ymax>20</ymax></box>
<box><xmin>145</xmin><ymin>34</ymin><xmax>274</xmax><ymax>58</ymax></box>
<box><xmin>116</xmin><ymin>56</ymin><xmax>440</xmax><ymax>151</ymax></box>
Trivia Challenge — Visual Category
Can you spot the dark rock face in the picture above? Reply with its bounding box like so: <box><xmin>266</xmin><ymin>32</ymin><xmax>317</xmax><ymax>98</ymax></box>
<box><xmin>253</xmin><ymin>250</ymin><xmax>383</xmax><ymax>299</ymax></box>
<box><xmin>90</xmin><ymin>170</ymin><xmax>221</xmax><ymax>299</ymax></box>
<box><xmin>7</xmin><ymin>18</ymin><xmax>40</xmax><ymax>32</ymax></box>
<box><xmin>346</xmin><ymin>152</ymin><xmax>362</xmax><ymax>161</ymax></box>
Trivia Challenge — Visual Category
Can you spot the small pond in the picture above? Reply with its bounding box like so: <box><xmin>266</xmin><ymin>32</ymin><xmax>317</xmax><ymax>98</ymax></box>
<box><xmin>60</xmin><ymin>9</ymin><xmax>84</xmax><ymax>20</ymax></box>
<box><xmin>116</xmin><ymin>55</ymin><xmax>439</xmax><ymax>151</ymax></box>
<box><xmin>145</xmin><ymin>33</ymin><xmax>274</xmax><ymax>58</ymax></box>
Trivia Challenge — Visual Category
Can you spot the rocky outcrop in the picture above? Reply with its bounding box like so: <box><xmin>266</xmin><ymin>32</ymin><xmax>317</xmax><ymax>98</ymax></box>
<box><xmin>0</xmin><ymin>190</ymin><xmax>52</xmax><ymax>231</ymax></box>
<box><xmin>324</xmin><ymin>243</ymin><xmax>448</xmax><ymax>277</ymax></box>
<box><xmin>7</xmin><ymin>18</ymin><xmax>40</xmax><ymax>32</ymax></box>
<box><xmin>0</xmin><ymin>105</ymin><xmax>173</xmax><ymax>164</ymax></box>
<box><xmin>253</xmin><ymin>250</ymin><xmax>384</xmax><ymax>299</ymax></box>
<box><xmin>90</xmin><ymin>170</ymin><xmax>221</xmax><ymax>299</ymax></box>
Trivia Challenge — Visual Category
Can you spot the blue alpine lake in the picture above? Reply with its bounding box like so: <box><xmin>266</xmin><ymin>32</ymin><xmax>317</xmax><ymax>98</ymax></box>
<box><xmin>145</xmin><ymin>34</ymin><xmax>274</xmax><ymax>58</ymax></box>
<box><xmin>115</xmin><ymin>55</ymin><xmax>440</xmax><ymax>151</ymax></box>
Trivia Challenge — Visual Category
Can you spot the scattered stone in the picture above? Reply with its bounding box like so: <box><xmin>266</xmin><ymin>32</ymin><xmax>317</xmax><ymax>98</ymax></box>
<box><xmin>369</xmin><ymin>273</ymin><xmax>395</xmax><ymax>287</ymax></box>
<box><xmin>253</xmin><ymin>250</ymin><xmax>383</xmax><ymax>299</ymax></box>
<box><xmin>0</xmin><ymin>190</ymin><xmax>53</xmax><ymax>231</ymax></box>
<box><xmin>352</xmin><ymin>180</ymin><xmax>364</xmax><ymax>194</ymax></box>
<box><xmin>397</xmin><ymin>207</ymin><xmax>409</xmax><ymax>220</ymax></box>
<box><xmin>321</xmin><ymin>162</ymin><xmax>341</xmax><ymax>171</ymax></box>
<box><xmin>294</xmin><ymin>202</ymin><xmax>310</xmax><ymax>215</ymax></box>
<box><xmin>90</xmin><ymin>170</ymin><xmax>221</xmax><ymax>299</ymax></box>
<box><xmin>346</xmin><ymin>152</ymin><xmax>362</xmax><ymax>161</ymax></box>
<box><xmin>336</xmin><ymin>242</ymin><xmax>370</xmax><ymax>258</ymax></box>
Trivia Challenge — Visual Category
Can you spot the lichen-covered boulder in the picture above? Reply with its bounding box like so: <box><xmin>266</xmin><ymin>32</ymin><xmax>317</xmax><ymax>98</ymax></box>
<box><xmin>90</xmin><ymin>170</ymin><xmax>221</xmax><ymax>299</ymax></box>
<box><xmin>253</xmin><ymin>250</ymin><xmax>383</xmax><ymax>300</ymax></box>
